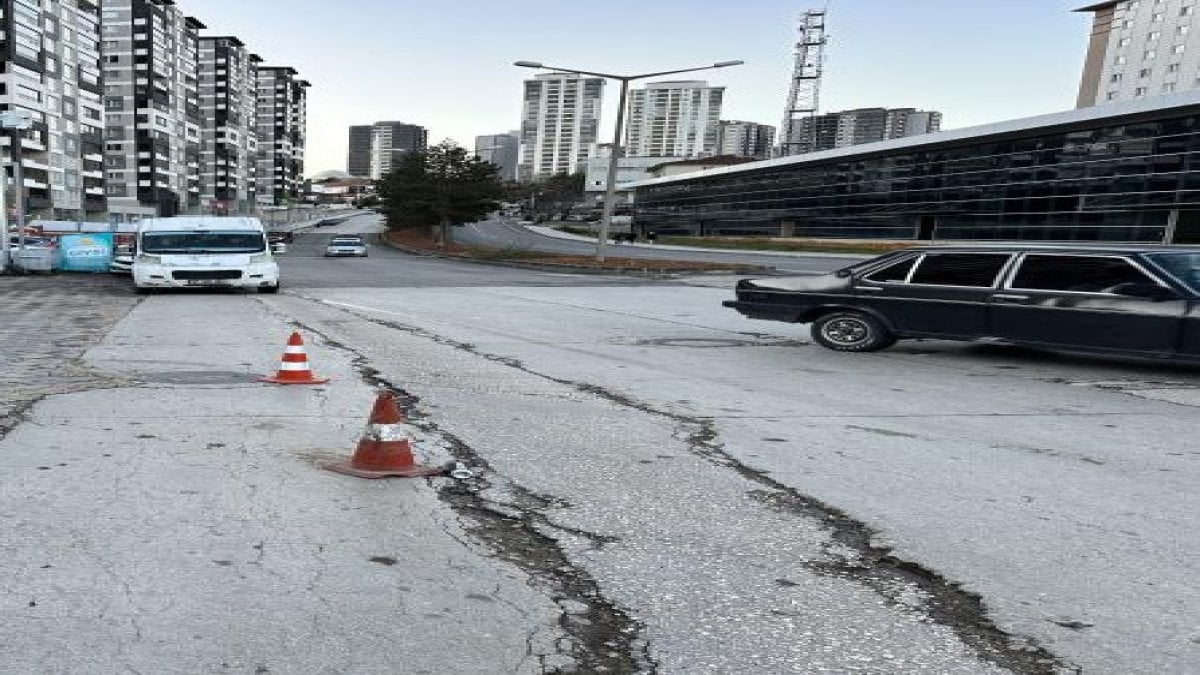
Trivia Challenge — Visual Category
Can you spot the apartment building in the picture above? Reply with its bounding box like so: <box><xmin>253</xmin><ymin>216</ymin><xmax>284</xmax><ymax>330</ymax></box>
<box><xmin>792</xmin><ymin>107</ymin><xmax>943</xmax><ymax>153</ymax></box>
<box><xmin>1077</xmin><ymin>0</ymin><xmax>1200</xmax><ymax>107</ymax></box>
<box><xmin>0</xmin><ymin>0</ymin><xmax>106</xmax><ymax>221</ymax></box>
<box><xmin>474</xmin><ymin>131</ymin><xmax>519</xmax><ymax>181</ymax></box>
<box><xmin>368</xmin><ymin>121</ymin><xmax>427</xmax><ymax>179</ymax></box>
<box><xmin>198</xmin><ymin>36</ymin><xmax>259</xmax><ymax>214</ymax></box>
<box><xmin>625</xmin><ymin>80</ymin><xmax>724</xmax><ymax>158</ymax></box>
<box><xmin>518</xmin><ymin>73</ymin><xmax>604</xmax><ymax>180</ymax></box>
<box><xmin>716</xmin><ymin>121</ymin><xmax>777</xmax><ymax>159</ymax></box>
<box><xmin>346</xmin><ymin>125</ymin><xmax>372</xmax><ymax>177</ymax></box>
<box><xmin>256</xmin><ymin>66</ymin><xmax>309</xmax><ymax>205</ymax></box>
<box><xmin>101</xmin><ymin>0</ymin><xmax>204</xmax><ymax>220</ymax></box>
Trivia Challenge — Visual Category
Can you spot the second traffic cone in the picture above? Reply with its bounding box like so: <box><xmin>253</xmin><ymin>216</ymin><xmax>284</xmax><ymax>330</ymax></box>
<box><xmin>325</xmin><ymin>391</ymin><xmax>443</xmax><ymax>479</ymax></box>
<box><xmin>261</xmin><ymin>331</ymin><xmax>330</xmax><ymax>385</ymax></box>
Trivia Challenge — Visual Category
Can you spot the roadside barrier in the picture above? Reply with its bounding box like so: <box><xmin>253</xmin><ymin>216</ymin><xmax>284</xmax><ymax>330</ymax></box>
<box><xmin>325</xmin><ymin>390</ymin><xmax>443</xmax><ymax>479</ymax></box>
<box><xmin>260</xmin><ymin>331</ymin><xmax>330</xmax><ymax>385</ymax></box>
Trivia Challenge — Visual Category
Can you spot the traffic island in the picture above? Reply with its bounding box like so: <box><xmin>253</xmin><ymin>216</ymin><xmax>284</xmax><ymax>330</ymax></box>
<box><xmin>382</xmin><ymin>230</ymin><xmax>771</xmax><ymax>276</ymax></box>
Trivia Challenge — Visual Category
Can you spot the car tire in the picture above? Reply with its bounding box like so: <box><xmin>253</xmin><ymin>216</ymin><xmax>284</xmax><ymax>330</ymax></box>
<box><xmin>135</xmin><ymin>287</ymin><xmax>156</xmax><ymax>295</ymax></box>
<box><xmin>811</xmin><ymin>311</ymin><xmax>897</xmax><ymax>352</ymax></box>
<box><xmin>258</xmin><ymin>285</ymin><xmax>280</xmax><ymax>294</ymax></box>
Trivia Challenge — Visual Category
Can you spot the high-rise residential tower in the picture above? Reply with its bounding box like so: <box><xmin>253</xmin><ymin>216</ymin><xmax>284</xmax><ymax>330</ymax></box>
<box><xmin>101</xmin><ymin>0</ymin><xmax>204</xmax><ymax>219</ymax></box>
<box><xmin>626</xmin><ymin>80</ymin><xmax>724</xmax><ymax>158</ymax></box>
<box><xmin>198</xmin><ymin>36</ymin><xmax>259</xmax><ymax>214</ymax></box>
<box><xmin>256</xmin><ymin>66</ymin><xmax>309</xmax><ymax>205</ymax></box>
<box><xmin>0</xmin><ymin>0</ymin><xmax>106</xmax><ymax>221</ymax></box>
<box><xmin>518</xmin><ymin>73</ymin><xmax>604</xmax><ymax>180</ymax></box>
<box><xmin>1076</xmin><ymin>0</ymin><xmax>1200</xmax><ymax>107</ymax></box>
<box><xmin>717</xmin><ymin>121</ymin><xmax>777</xmax><ymax>159</ymax></box>
<box><xmin>347</xmin><ymin>125</ymin><xmax>373</xmax><ymax>177</ymax></box>
<box><xmin>368</xmin><ymin>122</ymin><xmax>427</xmax><ymax>179</ymax></box>
<box><xmin>474</xmin><ymin>132</ymin><xmax>519</xmax><ymax>181</ymax></box>
<box><xmin>792</xmin><ymin>107</ymin><xmax>942</xmax><ymax>153</ymax></box>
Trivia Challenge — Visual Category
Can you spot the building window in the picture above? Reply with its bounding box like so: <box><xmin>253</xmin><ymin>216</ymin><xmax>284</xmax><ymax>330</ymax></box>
<box><xmin>1168</xmin><ymin>62</ymin><xmax>1181</xmax><ymax>72</ymax></box>
<box><xmin>1152</xmin><ymin>11</ymin><xmax>1164</xmax><ymax>21</ymax></box>
<box><xmin>1115</xmin><ymin>55</ymin><xmax>1127</xmax><ymax>65</ymax></box>
<box><xmin>1179</xmin><ymin>25</ymin><xmax>1191</xmax><ymax>35</ymax></box>
<box><xmin>1112</xmin><ymin>73</ymin><xmax>1124</xmax><ymax>82</ymax></box>
<box><xmin>1119</xmin><ymin>37</ymin><xmax>1131</xmax><ymax>47</ymax></box>
<box><xmin>1174</xmin><ymin>44</ymin><xmax>1186</xmax><ymax>54</ymax></box>
<box><xmin>1140</xmin><ymin>68</ymin><xmax>1152</xmax><ymax>77</ymax></box>
<box><xmin>1182</xmin><ymin>5</ymin><xmax>1194</xmax><ymax>16</ymax></box>
<box><xmin>1148</xmin><ymin>30</ymin><xmax>1161</xmax><ymax>40</ymax></box>
<box><xmin>1135</xmin><ymin>86</ymin><xmax>1149</xmax><ymax>96</ymax></box>
<box><xmin>1144</xmin><ymin>49</ymin><xmax>1157</xmax><ymax>59</ymax></box>
<box><xmin>1107</xmin><ymin>91</ymin><xmax>1119</xmax><ymax>100</ymax></box>
<box><xmin>1164</xmin><ymin>82</ymin><xmax>1177</xmax><ymax>92</ymax></box>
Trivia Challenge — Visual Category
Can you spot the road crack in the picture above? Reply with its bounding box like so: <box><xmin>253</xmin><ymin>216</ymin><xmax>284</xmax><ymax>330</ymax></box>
<box><xmin>296</xmin><ymin>296</ymin><xmax>1077</xmax><ymax>675</ymax></box>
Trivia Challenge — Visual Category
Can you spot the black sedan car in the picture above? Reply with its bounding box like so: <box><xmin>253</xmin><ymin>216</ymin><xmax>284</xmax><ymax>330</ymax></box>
<box><xmin>724</xmin><ymin>245</ymin><xmax>1200</xmax><ymax>359</ymax></box>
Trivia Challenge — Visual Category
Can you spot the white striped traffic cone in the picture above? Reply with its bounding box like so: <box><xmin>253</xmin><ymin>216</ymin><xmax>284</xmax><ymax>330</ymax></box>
<box><xmin>260</xmin><ymin>331</ymin><xmax>330</xmax><ymax>385</ymax></box>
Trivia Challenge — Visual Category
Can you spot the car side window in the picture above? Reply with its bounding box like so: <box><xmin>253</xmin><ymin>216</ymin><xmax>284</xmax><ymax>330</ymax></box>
<box><xmin>908</xmin><ymin>254</ymin><xmax>1011</xmax><ymax>287</ymax></box>
<box><xmin>1010</xmin><ymin>255</ymin><xmax>1157</xmax><ymax>293</ymax></box>
<box><xmin>863</xmin><ymin>256</ymin><xmax>917</xmax><ymax>283</ymax></box>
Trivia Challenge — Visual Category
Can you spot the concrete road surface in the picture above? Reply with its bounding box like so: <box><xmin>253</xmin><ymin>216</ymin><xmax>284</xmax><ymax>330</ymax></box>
<box><xmin>1</xmin><ymin>241</ymin><xmax>1196</xmax><ymax>673</ymax></box>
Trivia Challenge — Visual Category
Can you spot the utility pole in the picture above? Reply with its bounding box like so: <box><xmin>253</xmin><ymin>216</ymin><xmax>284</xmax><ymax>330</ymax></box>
<box><xmin>0</xmin><ymin>110</ymin><xmax>34</xmax><ymax>272</ymax></box>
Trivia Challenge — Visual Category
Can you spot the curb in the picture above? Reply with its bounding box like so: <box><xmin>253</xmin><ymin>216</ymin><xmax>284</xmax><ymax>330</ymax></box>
<box><xmin>378</xmin><ymin>236</ymin><xmax>772</xmax><ymax>277</ymax></box>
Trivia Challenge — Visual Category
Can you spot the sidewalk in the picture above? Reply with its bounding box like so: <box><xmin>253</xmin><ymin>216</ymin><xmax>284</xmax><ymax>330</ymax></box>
<box><xmin>527</xmin><ymin>225</ymin><xmax>868</xmax><ymax>259</ymax></box>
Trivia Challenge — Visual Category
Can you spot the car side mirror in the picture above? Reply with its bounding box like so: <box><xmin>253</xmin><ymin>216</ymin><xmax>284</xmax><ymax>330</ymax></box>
<box><xmin>834</xmin><ymin>268</ymin><xmax>852</xmax><ymax>279</ymax></box>
<box><xmin>1110</xmin><ymin>282</ymin><xmax>1178</xmax><ymax>301</ymax></box>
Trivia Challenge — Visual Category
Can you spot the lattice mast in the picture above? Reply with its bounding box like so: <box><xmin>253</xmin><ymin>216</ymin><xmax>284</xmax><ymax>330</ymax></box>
<box><xmin>778</xmin><ymin>9</ymin><xmax>828</xmax><ymax>156</ymax></box>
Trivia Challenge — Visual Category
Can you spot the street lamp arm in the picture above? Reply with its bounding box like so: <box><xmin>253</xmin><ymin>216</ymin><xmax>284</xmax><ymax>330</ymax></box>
<box><xmin>624</xmin><ymin>61</ymin><xmax>745</xmax><ymax>81</ymax></box>
<box><xmin>514</xmin><ymin>61</ymin><xmax>745</xmax><ymax>82</ymax></box>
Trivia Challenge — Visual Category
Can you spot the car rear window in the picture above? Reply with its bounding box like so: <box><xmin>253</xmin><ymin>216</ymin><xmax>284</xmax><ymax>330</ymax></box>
<box><xmin>908</xmin><ymin>253</ymin><xmax>1011</xmax><ymax>287</ymax></box>
<box><xmin>1011</xmin><ymin>255</ymin><xmax>1155</xmax><ymax>292</ymax></box>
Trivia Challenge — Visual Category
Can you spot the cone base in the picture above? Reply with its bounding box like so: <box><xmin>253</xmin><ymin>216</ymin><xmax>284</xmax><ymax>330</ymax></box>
<box><xmin>260</xmin><ymin>374</ymin><xmax>330</xmax><ymax>385</ymax></box>
<box><xmin>324</xmin><ymin>461</ymin><xmax>444</xmax><ymax>479</ymax></box>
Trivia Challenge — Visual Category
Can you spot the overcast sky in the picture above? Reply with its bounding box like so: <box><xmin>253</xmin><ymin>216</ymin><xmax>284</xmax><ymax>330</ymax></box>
<box><xmin>193</xmin><ymin>0</ymin><xmax>1095</xmax><ymax>175</ymax></box>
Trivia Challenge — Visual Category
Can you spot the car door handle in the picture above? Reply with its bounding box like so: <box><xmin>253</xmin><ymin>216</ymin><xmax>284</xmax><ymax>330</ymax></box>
<box><xmin>856</xmin><ymin>286</ymin><xmax>885</xmax><ymax>292</ymax></box>
<box><xmin>992</xmin><ymin>293</ymin><xmax>1031</xmax><ymax>302</ymax></box>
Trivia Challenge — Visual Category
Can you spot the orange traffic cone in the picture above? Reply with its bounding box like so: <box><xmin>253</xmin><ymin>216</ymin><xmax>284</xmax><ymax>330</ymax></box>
<box><xmin>260</xmin><ymin>331</ymin><xmax>330</xmax><ymax>385</ymax></box>
<box><xmin>325</xmin><ymin>391</ymin><xmax>443</xmax><ymax>479</ymax></box>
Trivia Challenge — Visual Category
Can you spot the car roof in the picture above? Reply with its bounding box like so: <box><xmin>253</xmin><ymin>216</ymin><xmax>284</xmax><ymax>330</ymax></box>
<box><xmin>897</xmin><ymin>244</ymin><xmax>1200</xmax><ymax>255</ymax></box>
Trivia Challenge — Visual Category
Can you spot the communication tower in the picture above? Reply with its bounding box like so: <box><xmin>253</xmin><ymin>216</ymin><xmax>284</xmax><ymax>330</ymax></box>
<box><xmin>778</xmin><ymin>9</ymin><xmax>828</xmax><ymax>156</ymax></box>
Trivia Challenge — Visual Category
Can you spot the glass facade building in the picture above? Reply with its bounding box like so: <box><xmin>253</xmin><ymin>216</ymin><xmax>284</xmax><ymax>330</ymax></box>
<box><xmin>631</xmin><ymin>91</ymin><xmax>1200</xmax><ymax>243</ymax></box>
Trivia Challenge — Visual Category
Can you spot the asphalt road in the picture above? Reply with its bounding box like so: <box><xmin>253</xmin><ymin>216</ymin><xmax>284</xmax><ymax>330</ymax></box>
<box><xmin>3</xmin><ymin>232</ymin><xmax>1197</xmax><ymax>673</ymax></box>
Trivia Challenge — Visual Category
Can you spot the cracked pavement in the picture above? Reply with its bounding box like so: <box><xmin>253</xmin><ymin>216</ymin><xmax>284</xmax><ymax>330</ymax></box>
<box><xmin>2</xmin><ymin>232</ymin><xmax>1197</xmax><ymax>673</ymax></box>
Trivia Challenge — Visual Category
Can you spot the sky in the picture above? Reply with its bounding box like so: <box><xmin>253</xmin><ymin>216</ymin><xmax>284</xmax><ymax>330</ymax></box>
<box><xmin>193</xmin><ymin>0</ymin><xmax>1096</xmax><ymax>176</ymax></box>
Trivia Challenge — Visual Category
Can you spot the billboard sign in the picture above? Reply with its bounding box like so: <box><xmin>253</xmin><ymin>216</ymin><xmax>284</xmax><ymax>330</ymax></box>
<box><xmin>58</xmin><ymin>233</ymin><xmax>113</xmax><ymax>272</ymax></box>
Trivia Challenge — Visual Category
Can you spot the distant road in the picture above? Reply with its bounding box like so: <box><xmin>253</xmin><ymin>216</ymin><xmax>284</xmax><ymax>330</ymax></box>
<box><xmin>455</xmin><ymin>220</ymin><xmax>864</xmax><ymax>275</ymax></box>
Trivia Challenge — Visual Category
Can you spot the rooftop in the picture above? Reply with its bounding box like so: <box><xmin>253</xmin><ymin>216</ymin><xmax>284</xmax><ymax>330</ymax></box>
<box><xmin>627</xmin><ymin>89</ymin><xmax>1200</xmax><ymax>190</ymax></box>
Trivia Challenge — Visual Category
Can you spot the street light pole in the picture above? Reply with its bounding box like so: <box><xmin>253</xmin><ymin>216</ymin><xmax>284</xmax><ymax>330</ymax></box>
<box><xmin>597</xmin><ymin>78</ymin><xmax>630</xmax><ymax>263</ymax></box>
<box><xmin>513</xmin><ymin>60</ymin><xmax>744</xmax><ymax>263</ymax></box>
<box><xmin>0</xmin><ymin>110</ymin><xmax>34</xmax><ymax>272</ymax></box>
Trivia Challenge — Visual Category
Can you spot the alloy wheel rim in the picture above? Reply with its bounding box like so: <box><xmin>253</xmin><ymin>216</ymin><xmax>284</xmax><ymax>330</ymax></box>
<box><xmin>824</xmin><ymin>318</ymin><xmax>869</xmax><ymax>345</ymax></box>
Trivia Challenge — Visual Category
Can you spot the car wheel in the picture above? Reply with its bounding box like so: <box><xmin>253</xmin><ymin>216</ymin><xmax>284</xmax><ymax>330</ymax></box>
<box><xmin>811</xmin><ymin>311</ymin><xmax>897</xmax><ymax>352</ymax></box>
<box><xmin>258</xmin><ymin>285</ymin><xmax>280</xmax><ymax>294</ymax></box>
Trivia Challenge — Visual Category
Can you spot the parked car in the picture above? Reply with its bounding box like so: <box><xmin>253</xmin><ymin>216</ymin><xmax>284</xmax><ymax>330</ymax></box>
<box><xmin>724</xmin><ymin>245</ymin><xmax>1200</xmax><ymax>360</ymax></box>
<box><xmin>7</xmin><ymin>235</ymin><xmax>53</xmax><ymax>249</ymax></box>
<box><xmin>324</xmin><ymin>235</ymin><xmax>368</xmax><ymax>258</ymax></box>
<box><xmin>110</xmin><ymin>244</ymin><xmax>133</xmax><ymax>275</ymax></box>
